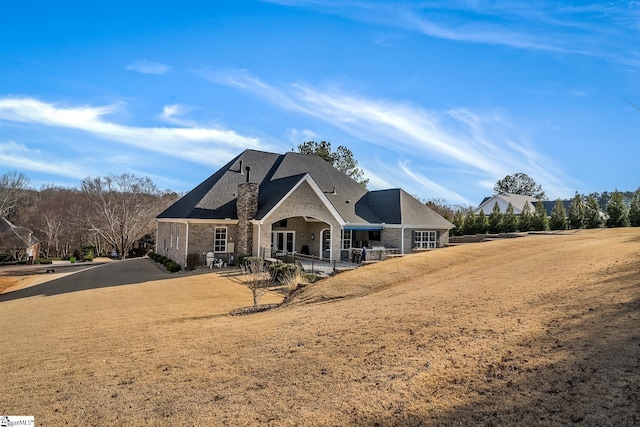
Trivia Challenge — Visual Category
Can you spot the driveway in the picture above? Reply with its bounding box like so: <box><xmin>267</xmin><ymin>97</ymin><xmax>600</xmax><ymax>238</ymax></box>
<box><xmin>0</xmin><ymin>258</ymin><xmax>170</xmax><ymax>302</ymax></box>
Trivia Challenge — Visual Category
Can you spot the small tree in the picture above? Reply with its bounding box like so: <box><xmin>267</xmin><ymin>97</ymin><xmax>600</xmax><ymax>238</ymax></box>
<box><xmin>518</xmin><ymin>202</ymin><xmax>533</xmax><ymax>232</ymax></box>
<box><xmin>475</xmin><ymin>210</ymin><xmax>488</xmax><ymax>234</ymax></box>
<box><xmin>502</xmin><ymin>202</ymin><xmax>518</xmax><ymax>232</ymax></box>
<box><xmin>452</xmin><ymin>210</ymin><xmax>464</xmax><ymax>236</ymax></box>
<box><xmin>606</xmin><ymin>190</ymin><xmax>629</xmax><ymax>228</ymax></box>
<box><xmin>584</xmin><ymin>195</ymin><xmax>603</xmax><ymax>229</ymax></box>
<box><xmin>487</xmin><ymin>202</ymin><xmax>503</xmax><ymax>233</ymax></box>
<box><xmin>462</xmin><ymin>209</ymin><xmax>477</xmax><ymax>235</ymax></box>
<box><xmin>549</xmin><ymin>199</ymin><xmax>568</xmax><ymax>230</ymax></box>
<box><xmin>568</xmin><ymin>192</ymin><xmax>584</xmax><ymax>230</ymax></box>
<box><xmin>629</xmin><ymin>190</ymin><xmax>640</xmax><ymax>227</ymax></box>
<box><xmin>239</xmin><ymin>257</ymin><xmax>274</xmax><ymax>306</ymax></box>
<box><xmin>531</xmin><ymin>200</ymin><xmax>549</xmax><ymax>231</ymax></box>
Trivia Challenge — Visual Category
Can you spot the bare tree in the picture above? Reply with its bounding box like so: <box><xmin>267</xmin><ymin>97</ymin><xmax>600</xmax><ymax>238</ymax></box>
<box><xmin>81</xmin><ymin>174</ymin><xmax>167</xmax><ymax>259</ymax></box>
<box><xmin>239</xmin><ymin>257</ymin><xmax>276</xmax><ymax>306</ymax></box>
<box><xmin>0</xmin><ymin>171</ymin><xmax>31</xmax><ymax>218</ymax></box>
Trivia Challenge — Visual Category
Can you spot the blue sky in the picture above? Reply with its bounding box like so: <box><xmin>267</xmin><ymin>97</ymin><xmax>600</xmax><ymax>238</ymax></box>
<box><xmin>1</xmin><ymin>1</ymin><xmax>639</xmax><ymax>205</ymax></box>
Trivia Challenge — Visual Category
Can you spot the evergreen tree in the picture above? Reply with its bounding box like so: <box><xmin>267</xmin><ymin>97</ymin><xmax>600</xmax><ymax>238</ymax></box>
<box><xmin>568</xmin><ymin>192</ymin><xmax>584</xmax><ymax>229</ymax></box>
<box><xmin>488</xmin><ymin>202</ymin><xmax>503</xmax><ymax>233</ymax></box>
<box><xmin>462</xmin><ymin>209</ymin><xmax>477</xmax><ymax>235</ymax></box>
<box><xmin>629</xmin><ymin>191</ymin><xmax>640</xmax><ymax>227</ymax></box>
<box><xmin>584</xmin><ymin>195</ymin><xmax>603</xmax><ymax>229</ymax></box>
<box><xmin>549</xmin><ymin>199</ymin><xmax>568</xmax><ymax>230</ymax></box>
<box><xmin>606</xmin><ymin>190</ymin><xmax>629</xmax><ymax>227</ymax></box>
<box><xmin>475</xmin><ymin>210</ymin><xmax>489</xmax><ymax>234</ymax></box>
<box><xmin>452</xmin><ymin>210</ymin><xmax>465</xmax><ymax>236</ymax></box>
<box><xmin>502</xmin><ymin>202</ymin><xmax>518</xmax><ymax>232</ymax></box>
<box><xmin>518</xmin><ymin>202</ymin><xmax>533</xmax><ymax>232</ymax></box>
<box><xmin>531</xmin><ymin>200</ymin><xmax>549</xmax><ymax>231</ymax></box>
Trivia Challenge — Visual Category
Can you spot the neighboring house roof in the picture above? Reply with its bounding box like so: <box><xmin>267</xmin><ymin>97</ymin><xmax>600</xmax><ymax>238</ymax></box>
<box><xmin>158</xmin><ymin>149</ymin><xmax>454</xmax><ymax>229</ymax></box>
<box><xmin>534</xmin><ymin>200</ymin><xmax>572</xmax><ymax>216</ymax></box>
<box><xmin>0</xmin><ymin>217</ymin><xmax>38</xmax><ymax>249</ymax></box>
<box><xmin>475</xmin><ymin>193</ymin><xmax>538</xmax><ymax>215</ymax></box>
<box><xmin>476</xmin><ymin>194</ymin><xmax>573</xmax><ymax>216</ymax></box>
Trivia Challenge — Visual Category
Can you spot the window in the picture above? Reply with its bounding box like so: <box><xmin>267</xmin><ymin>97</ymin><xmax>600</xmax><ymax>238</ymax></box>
<box><xmin>414</xmin><ymin>230</ymin><xmax>437</xmax><ymax>249</ymax></box>
<box><xmin>368</xmin><ymin>230</ymin><xmax>381</xmax><ymax>241</ymax></box>
<box><xmin>214</xmin><ymin>227</ymin><xmax>227</xmax><ymax>253</ymax></box>
<box><xmin>170</xmin><ymin>225</ymin><xmax>173</xmax><ymax>248</ymax></box>
<box><xmin>341</xmin><ymin>229</ymin><xmax>352</xmax><ymax>249</ymax></box>
<box><xmin>176</xmin><ymin>225</ymin><xmax>180</xmax><ymax>250</ymax></box>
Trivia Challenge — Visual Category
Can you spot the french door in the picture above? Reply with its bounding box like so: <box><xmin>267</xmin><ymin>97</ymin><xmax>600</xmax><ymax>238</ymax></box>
<box><xmin>272</xmin><ymin>231</ymin><xmax>295</xmax><ymax>255</ymax></box>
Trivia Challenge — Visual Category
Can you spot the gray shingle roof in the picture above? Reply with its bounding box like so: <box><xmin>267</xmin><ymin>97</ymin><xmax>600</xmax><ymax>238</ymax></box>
<box><xmin>158</xmin><ymin>149</ymin><xmax>454</xmax><ymax>229</ymax></box>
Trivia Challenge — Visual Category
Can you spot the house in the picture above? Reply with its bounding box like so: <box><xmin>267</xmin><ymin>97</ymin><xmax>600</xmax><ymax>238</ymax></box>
<box><xmin>475</xmin><ymin>193</ymin><xmax>537</xmax><ymax>215</ymax></box>
<box><xmin>0</xmin><ymin>217</ymin><xmax>40</xmax><ymax>262</ymax></box>
<box><xmin>156</xmin><ymin>149</ymin><xmax>454</xmax><ymax>267</ymax></box>
<box><xmin>475</xmin><ymin>193</ymin><xmax>571</xmax><ymax>216</ymax></box>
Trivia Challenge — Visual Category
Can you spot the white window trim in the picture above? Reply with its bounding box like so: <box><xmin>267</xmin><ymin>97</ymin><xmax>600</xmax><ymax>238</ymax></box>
<box><xmin>214</xmin><ymin>227</ymin><xmax>228</xmax><ymax>253</ymax></box>
<box><xmin>341</xmin><ymin>229</ymin><xmax>352</xmax><ymax>250</ymax></box>
<box><xmin>414</xmin><ymin>230</ymin><xmax>437</xmax><ymax>249</ymax></box>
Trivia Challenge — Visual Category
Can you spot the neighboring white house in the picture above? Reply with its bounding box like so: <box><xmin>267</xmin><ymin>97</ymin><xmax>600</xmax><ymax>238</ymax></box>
<box><xmin>474</xmin><ymin>193</ymin><xmax>538</xmax><ymax>215</ymax></box>
<box><xmin>475</xmin><ymin>194</ymin><xmax>573</xmax><ymax>217</ymax></box>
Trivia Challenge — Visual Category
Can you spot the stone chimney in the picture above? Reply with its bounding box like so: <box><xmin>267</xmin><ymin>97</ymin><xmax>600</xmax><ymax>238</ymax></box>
<box><xmin>236</xmin><ymin>181</ymin><xmax>259</xmax><ymax>256</ymax></box>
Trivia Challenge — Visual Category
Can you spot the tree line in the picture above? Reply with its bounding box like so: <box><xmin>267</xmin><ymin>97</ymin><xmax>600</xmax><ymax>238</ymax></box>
<box><xmin>0</xmin><ymin>171</ymin><xmax>179</xmax><ymax>260</ymax></box>
<box><xmin>428</xmin><ymin>190</ymin><xmax>640</xmax><ymax>236</ymax></box>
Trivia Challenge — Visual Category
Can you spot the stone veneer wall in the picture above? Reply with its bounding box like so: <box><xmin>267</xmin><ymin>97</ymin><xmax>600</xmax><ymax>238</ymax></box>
<box><xmin>237</xmin><ymin>182</ymin><xmax>259</xmax><ymax>256</ymax></box>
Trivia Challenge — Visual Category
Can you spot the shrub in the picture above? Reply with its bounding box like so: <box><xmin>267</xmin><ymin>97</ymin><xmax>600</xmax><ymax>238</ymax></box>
<box><xmin>280</xmin><ymin>268</ymin><xmax>305</xmax><ymax>292</ymax></box>
<box><xmin>83</xmin><ymin>255</ymin><xmax>94</xmax><ymax>262</ymax></box>
<box><xmin>269</xmin><ymin>263</ymin><xmax>300</xmax><ymax>284</ymax></box>
<box><xmin>35</xmin><ymin>258</ymin><xmax>53</xmax><ymax>264</ymax></box>
<box><xmin>302</xmin><ymin>272</ymin><xmax>318</xmax><ymax>283</ymax></box>
<box><xmin>186</xmin><ymin>253</ymin><xmax>200</xmax><ymax>270</ymax></box>
<box><xmin>165</xmin><ymin>261</ymin><xmax>182</xmax><ymax>273</ymax></box>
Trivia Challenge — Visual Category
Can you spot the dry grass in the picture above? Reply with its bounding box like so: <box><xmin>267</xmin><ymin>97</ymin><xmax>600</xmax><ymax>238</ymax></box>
<box><xmin>1</xmin><ymin>229</ymin><xmax>639</xmax><ymax>426</ymax></box>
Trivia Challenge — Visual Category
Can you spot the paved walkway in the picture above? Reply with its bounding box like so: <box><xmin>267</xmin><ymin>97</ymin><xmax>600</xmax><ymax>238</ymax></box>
<box><xmin>0</xmin><ymin>258</ymin><xmax>169</xmax><ymax>302</ymax></box>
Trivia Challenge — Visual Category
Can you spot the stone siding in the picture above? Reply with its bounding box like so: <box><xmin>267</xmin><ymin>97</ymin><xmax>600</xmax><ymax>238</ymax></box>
<box><xmin>237</xmin><ymin>182</ymin><xmax>259</xmax><ymax>256</ymax></box>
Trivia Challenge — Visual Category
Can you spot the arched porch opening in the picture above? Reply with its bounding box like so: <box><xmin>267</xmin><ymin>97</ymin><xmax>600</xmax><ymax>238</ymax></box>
<box><xmin>265</xmin><ymin>216</ymin><xmax>331</xmax><ymax>260</ymax></box>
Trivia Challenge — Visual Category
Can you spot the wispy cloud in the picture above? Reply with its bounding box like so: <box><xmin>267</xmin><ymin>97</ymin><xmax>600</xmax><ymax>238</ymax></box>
<box><xmin>0</xmin><ymin>97</ymin><xmax>265</xmax><ymax>170</ymax></box>
<box><xmin>125</xmin><ymin>59</ymin><xmax>171</xmax><ymax>75</ymax></box>
<box><xmin>264</xmin><ymin>0</ymin><xmax>636</xmax><ymax>60</ymax></box>
<box><xmin>160</xmin><ymin>104</ymin><xmax>196</xmax><ymax>126</ymax></box>
<box><xmin>208</xmin><ymin>71</ymin><xmax>575</xmax><ymax>199</ymax></box>
<box><xmin>0</xmin><ymin>140</ymin><xmax>92</xmax><ymax>178</ymax></box>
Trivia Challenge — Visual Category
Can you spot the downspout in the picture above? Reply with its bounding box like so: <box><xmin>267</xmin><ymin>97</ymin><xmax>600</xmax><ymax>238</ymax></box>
<box><xmin>329</xmin><ymin>223</ymin><xmax>333</xmax><ymax>262</ymax></box>
<box><xmin>257</xmin><ymin>222</ymin><xmax>261</xmax><ymax>258</ymax></box>
<box><xmin>184</xmin><ymin>222</ymin><xmax>189</xmax><ymax>269</ymax></box>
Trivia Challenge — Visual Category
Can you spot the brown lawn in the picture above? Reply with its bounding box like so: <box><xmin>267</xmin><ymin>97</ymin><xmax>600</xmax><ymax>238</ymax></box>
<box><xmin>0</xmin><ymin>229</ymin><xmax>638</xmax><ymax>426</ymax></box>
